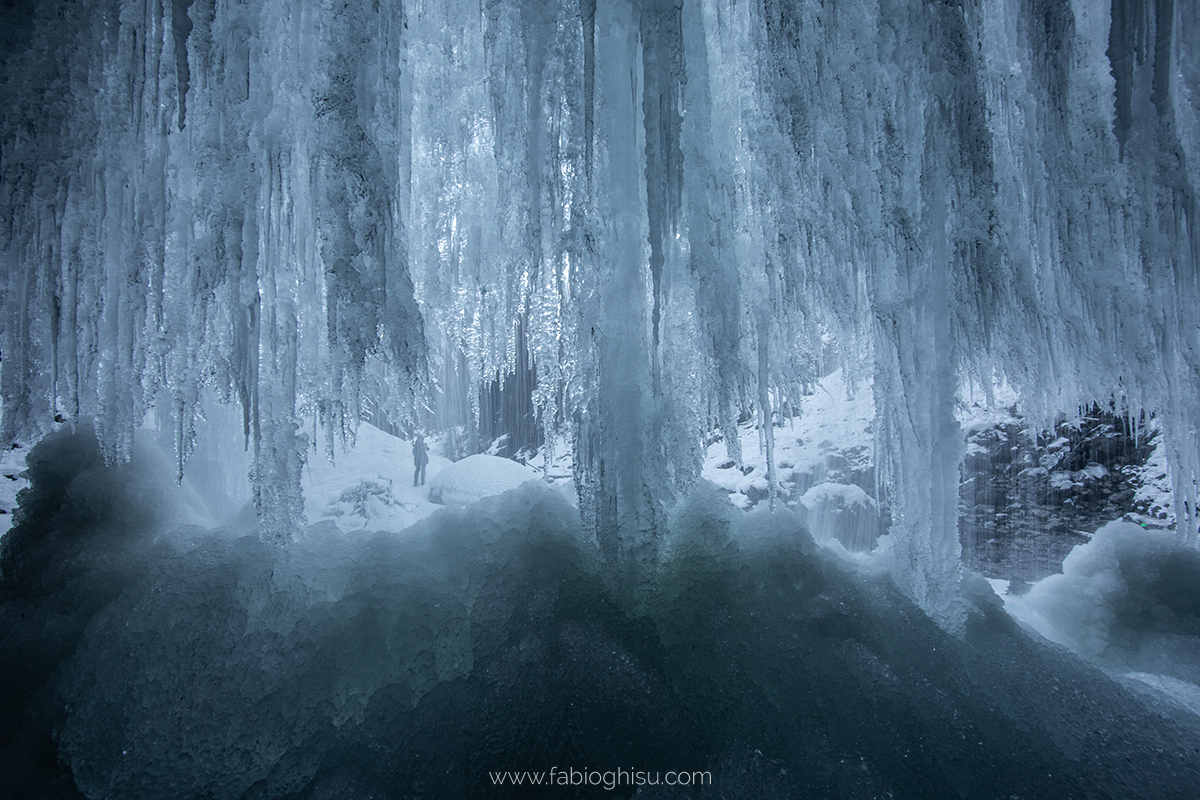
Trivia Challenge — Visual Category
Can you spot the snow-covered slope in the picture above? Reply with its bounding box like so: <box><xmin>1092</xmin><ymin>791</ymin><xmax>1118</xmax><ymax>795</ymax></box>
<box><xmin>703</xmin><ymin>368</ymin><xmax>878</xmax><ymax>551</ymax></box>
<box><xmin>702</xmin><ymin>368</ymin><xmax>875</xmax><ymax>508</ymax></box>
<box><xmin>301</xmin><ymin>425</ymin><xmax>550</xmax><ymax>531</ymax></box>
<box><xmin>302</xmin><ymin>424</ymin><xmax>454</xmax><ymax>533</ymax></box>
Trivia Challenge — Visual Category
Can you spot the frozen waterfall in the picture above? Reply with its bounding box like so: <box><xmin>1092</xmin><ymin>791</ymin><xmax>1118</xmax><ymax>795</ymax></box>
<box><xmin>4</xmin><ymin>1</ymin><xmax>1200</xmax><ymax>796</ymax></box>
<box><xmin>3</xmin><ymin>0</ymin><xmax>1199</xmax><ymax>636</ymax></box>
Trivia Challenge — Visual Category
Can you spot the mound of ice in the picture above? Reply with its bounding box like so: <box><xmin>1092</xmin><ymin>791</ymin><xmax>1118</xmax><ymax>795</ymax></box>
<box><xmin>426</xmin><ymin>454</ymin><xmax>541</xmax><ymax>506</ymax></box>
<box><xmin>6</xmin><ymin>431</ymin><xmax>1200</xmax><ymax>799</ymax></box>
<box><xmin>1022</xmin><ymin>521</ymin><xmax>1200</xmax><ymax>685</ymax></box>
<box><xmin>798</xmin><ymin>481</ymin><xmax>880</xmax><ymax>552</ymax></box>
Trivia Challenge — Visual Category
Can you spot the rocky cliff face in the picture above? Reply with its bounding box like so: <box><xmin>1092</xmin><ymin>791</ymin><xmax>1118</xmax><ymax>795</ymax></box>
<box><xmin>960</xmin><ymin>408</ymin><xmax>1160</xmax><ymax>584</ymax></box>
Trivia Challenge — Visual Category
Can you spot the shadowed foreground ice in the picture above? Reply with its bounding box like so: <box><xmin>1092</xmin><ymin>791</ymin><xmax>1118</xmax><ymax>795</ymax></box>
<box><xmin>2</xmin><ymin>429</ymin><xmax>1200</xmax><ymax>799</ymax></box>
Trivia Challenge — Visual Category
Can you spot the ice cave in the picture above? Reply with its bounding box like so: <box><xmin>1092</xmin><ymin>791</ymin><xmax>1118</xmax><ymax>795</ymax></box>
<box><xmin>2</xmin><ymin>0</ymin><xmax>1200</xmax><ymax>797</ymax></box>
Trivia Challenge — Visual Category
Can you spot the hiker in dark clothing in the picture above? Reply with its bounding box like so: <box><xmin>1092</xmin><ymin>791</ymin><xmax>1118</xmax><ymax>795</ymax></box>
<box><xmin>412</xmin><ymin>433</ymin><xmax>429</xmax><ymax>486</ymax></box>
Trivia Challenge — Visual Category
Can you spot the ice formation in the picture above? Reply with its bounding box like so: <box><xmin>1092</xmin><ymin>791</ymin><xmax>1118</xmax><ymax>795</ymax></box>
<box><xmin>3</xmin><ymin>0</ymin><xmax>1199</xmax><ymax>621</ymax></box>
<box><xmin>2</xmin><ymin>429</ymin><xmax>1200</xmax><ymax>798</ymax></box>
<box><xmin>1023</xmin><ymin>521</ymin><xmax>1200</xmax><ymax>683</ymax></box>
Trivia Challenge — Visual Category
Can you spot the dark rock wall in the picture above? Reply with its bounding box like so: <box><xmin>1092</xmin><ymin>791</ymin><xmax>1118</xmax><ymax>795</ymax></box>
<box><xmin>960</xmin><ymin>408</ymin><xmax>1158</xmax><ymax>583</ymax></box>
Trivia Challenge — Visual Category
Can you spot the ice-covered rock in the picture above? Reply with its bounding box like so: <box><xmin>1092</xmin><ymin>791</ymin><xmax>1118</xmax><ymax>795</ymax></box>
<box><xmin>1022</xmin><ymin>521</ymin><xmax>1200</xmax><ymax>686</ymax></box>
<box><xmin>798</xmin><ymin>481</ymin><xmax>881</xmax><ymax>552</ymax></box>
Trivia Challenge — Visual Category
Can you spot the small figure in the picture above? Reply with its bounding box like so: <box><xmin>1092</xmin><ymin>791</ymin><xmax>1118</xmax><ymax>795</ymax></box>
<box><xmin>412</xmin><ymin>433</ymin><xmax>429</xmax><ymax>486</ymax></box>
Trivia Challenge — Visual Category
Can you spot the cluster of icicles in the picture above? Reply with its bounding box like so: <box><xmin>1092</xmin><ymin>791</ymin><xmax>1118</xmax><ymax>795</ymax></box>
<box><xmin>2</xmin><ymin>0</ymin><xmax>1197</xmax><ymax>628</ymax></box>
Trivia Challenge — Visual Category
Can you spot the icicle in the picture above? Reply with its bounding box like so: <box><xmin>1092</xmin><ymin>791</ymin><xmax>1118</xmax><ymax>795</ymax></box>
<box><xmin>4</xmin><ymin>0</ymin><xmax>1200</xmax><ymax>586</ymax></box>
<box><xmin>757</xmin><ymin>312</ymin><xmax>777</xmax><ymax>511</ymax></box>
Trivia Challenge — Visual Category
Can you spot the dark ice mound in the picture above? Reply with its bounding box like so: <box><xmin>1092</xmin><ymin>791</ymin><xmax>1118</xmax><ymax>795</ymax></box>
<box><xmin>1025</xmin><ymin>521</ymin><xmax>1200</xmax><ymax>687</ymax></box>
<box><xmin>2</xmin><ymin>429</ymin><xmax>1200</xmax><ymax>799</ymax></box>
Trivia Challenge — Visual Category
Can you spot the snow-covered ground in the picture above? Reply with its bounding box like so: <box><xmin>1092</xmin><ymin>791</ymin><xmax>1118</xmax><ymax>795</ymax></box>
<box><xmin>701</xmin><ymin>368</ymin><xmax>875</xmax><ymax>511</ymax></box>
<box><xmin>301</xmin><ymin>424</ymin><xmax>457</xmax><ymax>533</ymax></box>
<box><xmin>300</xmin><ymin>424</ymin><xmax>571</xmax><ymax>533</ymax></box>
<box><xmin>306</xmin><ymin>369</ymin><xmax>880</xmax><ymax>540</ymax></box>
<box><xmin>957</xmin><ymin>377</ymin><xmax>1021</xmax><ymax>436</ymax></box>
<box><xmin>0</xmin><ymin>443</ymin><xmax>28</xmax><ymax>538</ymax></box>
<box><xmin>0</xmin><ymin>419</ymin><xmax>564</xmax><ymax>543</ymax></box>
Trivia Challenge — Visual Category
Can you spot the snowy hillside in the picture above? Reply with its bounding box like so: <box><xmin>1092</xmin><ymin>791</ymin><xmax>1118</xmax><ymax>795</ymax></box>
<box><xmin>300</xmin><ymin>425</ymin><xmax>453</xmax><ymax>533</ymax></box>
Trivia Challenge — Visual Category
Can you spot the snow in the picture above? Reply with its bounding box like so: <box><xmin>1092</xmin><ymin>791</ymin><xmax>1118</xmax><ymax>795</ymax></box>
<box><xmin>426</xmin><ymin>453</ymin><xmax>542</xmax><ymax>507</ymax></box>
<box><xmin>1050</xmin><ymin>470</ymin><xmax>1080</xmax><ymax>491</ymax></box>
<box><xmin>993</xmin><ymin>521</ymin><xmax>1200</xmax><ymax>713</ymax></box>
<box><xmin>1132</xmin><ymin>419</ymin><xmax>1176</xmax><ymax>525</ymax></box>
<box><xmin>301</xmin><ymin>424</ymin><xmax>454</xmax><ymax>533</ymax></box>
<box><xmin>0</xmin><ymin>445</ymin><xmax>27</xmax><ymax>539</ymax></box>
<box><xmin>799</xmin><ymin>482</ymin><xmax>875</xmax><ymax>511</ymax></box>
<box><xmin>302</xmin><ymin>425</ymin><xmax>552</xmax><ymax>528</ymax></box>
<box><xmin>702</xmin><ymin>368</ymin><xmax>875</xmax><ymax>509</ymax></box>
<box><xmin>957</xmin><ymin>379</ymin><xmax>1021</xmax><ymax>435</ymax></box>
<box><xmin>985</xmin><ymin>577</ymin><xmax>1011</xmax><ymax>598</ymax></box>
<box><xmin>1018</xmin><ymin>522</ymin><xmax>1200</xmax><ymax>676</ymax></box>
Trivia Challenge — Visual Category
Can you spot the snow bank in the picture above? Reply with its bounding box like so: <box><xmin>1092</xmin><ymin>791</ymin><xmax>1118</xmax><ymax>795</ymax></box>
<box><xmin>1021</xmin><ymin>521</ymin><xmax>1200</xmax><ymax>685</ymax></box>
<box><xmin>3</xmin><ymin>431</ymin><xmax>1200</xmax><ymax>799</ymax></box>
<box><xmin>426</xmin><ymin>453</ymin><xmax>541</xmax><ymax>506</ymax></box>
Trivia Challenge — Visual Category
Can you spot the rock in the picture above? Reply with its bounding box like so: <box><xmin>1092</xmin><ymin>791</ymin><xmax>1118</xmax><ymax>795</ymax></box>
<box><xmin>960</xmin><ymin>406</ymin><xmax>1154</xmax><ymax>582</ymax></box>
<box><xmin>824</xmin><ymin>453</ymin><xmax>849</xmax><ymax>470</ymax></box>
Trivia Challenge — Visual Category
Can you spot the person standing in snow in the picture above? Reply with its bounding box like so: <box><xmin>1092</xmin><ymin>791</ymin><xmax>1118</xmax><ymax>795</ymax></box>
<box><xmin>412</xmin><ymin>433</ymin><xmax>429</xmax><ymax>486</ymax></box>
